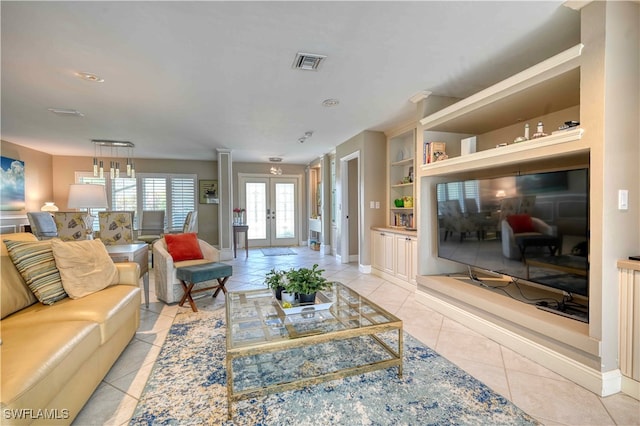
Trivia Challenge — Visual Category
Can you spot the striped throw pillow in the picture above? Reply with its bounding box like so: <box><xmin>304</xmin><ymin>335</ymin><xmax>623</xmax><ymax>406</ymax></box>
<box><xmin>3</xmin><ymin>239</ymin><xmax>68</xmax><ymax>305</ymax></box>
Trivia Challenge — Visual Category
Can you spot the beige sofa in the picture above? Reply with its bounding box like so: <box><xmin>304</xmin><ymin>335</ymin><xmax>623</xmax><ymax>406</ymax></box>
<box><xmin>153</xmin><ymin>236</ymin><xmax>220</xmax><ymax>304</ymax></box>
<box><xmin>0</xmin><ymin>233</ymin><xmax>141</xmax><ymax>425</ymax></box>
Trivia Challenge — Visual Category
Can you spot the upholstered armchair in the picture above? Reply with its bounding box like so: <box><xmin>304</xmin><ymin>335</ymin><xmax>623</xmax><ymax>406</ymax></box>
<box><xmin>26</xmin><ymin>212</ymin><xmax>58</xmax><ymax>240</ymax></box>
<box><xmin>53</xmin><ymin>212</ymin><xmax>92</xmax><ymax>241</ymax></box>
<box><xmin>438</xmin><ymin>200</ymin><xmax>479</xmax><ymax>242</ymax></box>
<box><xmin>98</xmin><ymin>211</ymin><xmax>135</xmax><ymax>245</ymax></box>
<box><xmin>501</xmin><ymin>214</ymin><xmax>557</xmax><ymax>260</ymax></box>
<box><xmin>153</xmin><ymin>235</ymin><xmax>220</xmax><ymax>304</ymax></box>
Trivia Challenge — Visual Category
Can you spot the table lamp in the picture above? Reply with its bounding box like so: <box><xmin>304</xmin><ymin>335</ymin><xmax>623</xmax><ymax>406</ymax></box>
<box><xmin>67</xmin><ymin>184</ymin><xmax>108</xmax><ymax>237</ymax></box>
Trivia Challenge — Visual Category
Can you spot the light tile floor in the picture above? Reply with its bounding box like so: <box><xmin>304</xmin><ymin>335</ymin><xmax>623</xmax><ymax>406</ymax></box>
<box><xmin>75</xmin><ymin>247</ymin><xmax>640</xmax><ymax>425</ymax></box>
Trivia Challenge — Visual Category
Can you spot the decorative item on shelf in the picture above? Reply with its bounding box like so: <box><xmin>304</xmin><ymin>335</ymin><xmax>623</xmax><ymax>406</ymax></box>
<box><xmin>496</xmin><ymin>142</ymin><xmax>508</xmax><ymax>148</ymax></box>
<box><xmin>232</xmin><ymin>208</ymin><xmax>245</xmax><ymax>225</ymax></box>
<box><xmin>409</xmin><ymin>167</ymin><xmax>414</xmax><ymax>182</ymax></box>
<box><xmin>394</xmin><ymin>199</ymin><xmax>404</xmax><ymax>208</ymax></box>
<box><xmin>531</xmin><ymin>121</ymin><xmax>548</xmax><ymax>139</ymax></box>
<box><xmin>402</xmin><ymin>196</ymin><xmax>413</xmax><ymax>208</ymax></box>
<box><xmin>426</xmin><ymin>141</ymin><xmax>447</xmax><ymax>163</ymax></box>
<box><xmin>552</xmin><ymin>120</ymin><xmax>580</xmax><ymax>134</ymax></box>
<box><xmin>91</xmin><ymin>140</ymin><xmax>135</xmax><ymax>179</ymax></box>
<box><xmin>402</xmin><ymin>176</ymin><xmax>411</xmax><ymax>184</ymax></box>
<box><xmin>461</xmin><ymin>136</ymin><xmax>477</xmax><ymax>155</ymax></box>
<box><xmin>40</xmin><ymin>202</ymin><xmax>59</xmax><ymax>212</ymax></box>
<box><xmin>514</xmin><ymin>123</ymin><xmax>529</xmax><ymax>143</ymax></box>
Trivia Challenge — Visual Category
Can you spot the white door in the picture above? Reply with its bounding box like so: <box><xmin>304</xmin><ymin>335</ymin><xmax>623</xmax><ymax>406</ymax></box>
<box><xmin>240</xmin><ymin>176</ymin><xmax>298</xmax><ymax>247</ymax></box>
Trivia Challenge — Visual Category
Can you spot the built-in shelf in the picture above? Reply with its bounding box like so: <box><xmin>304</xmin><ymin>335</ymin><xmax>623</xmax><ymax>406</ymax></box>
<box><xmin>420</xmin><ymin>128</ymin><xmax>585</xmax><ymax>177</ymax></box>
<box><xmin>420</xmin><ymin>44</ymin><xmax>584</xmax><ymax>134</ymax></box>
<box><xmin>391</xmin><ymin>182</ymin><xmax>414</xmax><ymax>188</ymax></box>
<box><xmin>391</xmin><ymin>158</ymin><xmax>414</xmax><ymax>167</ymax></box>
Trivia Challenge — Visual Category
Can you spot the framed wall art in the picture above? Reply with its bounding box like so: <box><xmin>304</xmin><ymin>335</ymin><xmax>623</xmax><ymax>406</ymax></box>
<box><xmin>199</xmin><ymin>179</ymin><xmax>219</xmax><ymax>204</ymax></box>
<box><xmin>1</xmin><ymin>156</ymin><xmax>25</xmax><ymax>211</ymax></box>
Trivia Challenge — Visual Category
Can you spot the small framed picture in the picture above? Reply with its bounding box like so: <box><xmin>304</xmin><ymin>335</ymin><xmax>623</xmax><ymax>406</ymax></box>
<box><xmin>199</xmin><ymin>179</ymin><xmax>219</xmax><ymax>204</ymax></box>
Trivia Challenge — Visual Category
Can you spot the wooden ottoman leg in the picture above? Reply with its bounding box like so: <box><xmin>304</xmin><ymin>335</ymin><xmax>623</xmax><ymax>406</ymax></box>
<box><xmin>213</xmin><ymin>276</ymin><xmax>230</xmax><ymax>297</ymax></box>
<box><xmin>179</xmin><ymin>280</ymin><xmax>198</xmax><ymax>312</ymax></box>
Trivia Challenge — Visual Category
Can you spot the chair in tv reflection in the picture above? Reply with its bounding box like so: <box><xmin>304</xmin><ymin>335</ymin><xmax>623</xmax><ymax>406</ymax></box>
<box><xmin>438</xmin><ymin>200</ymin><xmax>480</xmax><ymax>242</ymax></box>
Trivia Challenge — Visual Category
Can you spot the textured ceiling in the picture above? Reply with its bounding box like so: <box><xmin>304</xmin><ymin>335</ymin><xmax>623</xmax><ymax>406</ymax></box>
<box><xmin>1</xmin><ymin>1</ymin><xmax>580</xmax><ymax>164</ymax></box>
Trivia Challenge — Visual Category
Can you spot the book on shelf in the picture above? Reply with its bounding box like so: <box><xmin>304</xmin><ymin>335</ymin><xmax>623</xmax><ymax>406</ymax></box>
<box><xmin>393</xmin><ymin>212</ymin><xmax>414</xmax><ymax>228</ymax></box>
<box><xmin>424</xmin><ymin>141</ymin><xmax>446</xmax><ymax>164</ymax></box>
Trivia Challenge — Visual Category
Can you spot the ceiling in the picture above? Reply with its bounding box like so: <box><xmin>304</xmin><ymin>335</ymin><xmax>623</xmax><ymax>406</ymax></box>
<box><xmin>1</xmin><ymin>1</ymin><xmax>580</xmax><ymax>165</ymax></box>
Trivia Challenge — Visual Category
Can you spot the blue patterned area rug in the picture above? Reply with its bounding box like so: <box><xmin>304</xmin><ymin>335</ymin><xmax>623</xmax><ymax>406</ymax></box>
<box><xmin>130</xmin><ymin>299</ymin><xmax>538</xmax><ymax>425</ymax></box>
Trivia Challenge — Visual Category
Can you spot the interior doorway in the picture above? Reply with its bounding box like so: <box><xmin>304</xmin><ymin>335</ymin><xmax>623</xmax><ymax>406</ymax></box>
<box><xmin>239</xmin><ymin>175</ymin><xmax>299</xmax><ymax>247</ymax></box>
<box><xmin>339</xmin><ymin>152</ymin><xmax>360</xmax><ymax>263</ymax></box>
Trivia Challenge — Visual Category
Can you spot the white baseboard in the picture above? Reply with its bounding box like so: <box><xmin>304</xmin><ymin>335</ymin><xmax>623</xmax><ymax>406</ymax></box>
<box><xmin>415</xmin><ymin>290</ymin><xmax>621</xmax><ymax>397</ymax></box>
<box><xmin>621</xmin><ymin>375</ymin><xmax>640</xmax><ymax>400</ymax></box>
<box><xmin>218</xmin><ymin>248</ymin><xmax>234</xmax><ymax>261</ymax></box>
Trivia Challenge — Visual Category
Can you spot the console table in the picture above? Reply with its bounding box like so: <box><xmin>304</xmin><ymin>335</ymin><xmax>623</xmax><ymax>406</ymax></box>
<box><xmin>232</xmin><ymin>225</ymin><xmax>248</xmax><ymax>258</ymax></box>
<box><xmin>105</xmin><ymin>243</ymin><xmax>150</xmax><ymax>308</ymax></box>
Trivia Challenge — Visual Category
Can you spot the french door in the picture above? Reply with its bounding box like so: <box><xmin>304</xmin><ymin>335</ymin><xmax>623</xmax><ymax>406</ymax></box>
<box><xmin>239</xmin><ymin>175</ymin><xmax>299</xmax><ymax>247</ymax></box>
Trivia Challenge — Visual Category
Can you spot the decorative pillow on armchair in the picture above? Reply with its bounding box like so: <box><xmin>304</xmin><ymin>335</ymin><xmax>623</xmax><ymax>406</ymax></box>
<box><xmin>164</xmin><ymin>233</ymin><xmax>204</xmax><ymax>262</ymax></box>
<box><xmin>506</xmin><ymin>214</ymin><xmax>536</xmax><ymax>234</ymax></box>
<box><xmin>51</xmin><ymin>239</ymin><xmax>119</xmax><ymax>299</ymax></box>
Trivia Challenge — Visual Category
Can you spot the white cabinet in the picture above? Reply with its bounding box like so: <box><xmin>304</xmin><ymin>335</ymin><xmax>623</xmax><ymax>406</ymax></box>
<box><xmin>395</xmin><ymin>234</ymin><xmax>417</xmax><ymax>283</ymax></box>
<box><xmin>371</xmin><ymin>229</ymin><xmax>417</xmax><ymax>289</ymax></box>
<box><xmin>372</xmin><ymin>230</ymin><xmax>394</xmax><ymax>275</ymax></box>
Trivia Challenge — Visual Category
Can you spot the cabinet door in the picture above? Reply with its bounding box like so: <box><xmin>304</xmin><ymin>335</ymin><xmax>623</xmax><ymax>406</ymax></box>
<box><xmin>381</xmin><ymin>233</ymin><xmax>395</xmax><ymax>274</ymax></box>
<box><xmin>371</xmin><ymin>231</ymin><xmax>384</xmax><ymax>270</ymax></box>
<box><xmin>395</xmin><ymin>234</ymin><xmax>410</xmax><ymax>281</ymax></box>
<box><xmin>409</xmin><ymin>236</ymin><xmax>418</xmax><ymax>285</ymax></box>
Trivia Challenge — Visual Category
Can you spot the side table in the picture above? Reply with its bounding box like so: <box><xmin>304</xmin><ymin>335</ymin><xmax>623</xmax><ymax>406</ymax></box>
<box><xmin>233</xmin><ymin>225</ymin><xmax>248</xmax><ymax>258</ymax></box>
<box><xmin>105</xmin><ymin>243</ymin><xmax>150</xmax><ymax>307</ymax></box>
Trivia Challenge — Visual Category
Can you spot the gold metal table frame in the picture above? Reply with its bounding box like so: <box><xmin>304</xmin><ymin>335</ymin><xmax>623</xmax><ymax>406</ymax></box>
<box><xmin>224</xmin><ymin>282</ymin><xmax>403</xmax><ymax>419</ymax></box>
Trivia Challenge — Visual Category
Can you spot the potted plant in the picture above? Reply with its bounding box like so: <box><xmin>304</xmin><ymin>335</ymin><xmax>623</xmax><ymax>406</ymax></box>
<box><xmin>285</xmin><ymin>264</ymin><xmax>330</xmax><ymax>304</ymax></box>
<box><xmin>265</xmin><ymin>268</ymin><xmax>287</xmax><ymax>300</ymax></box>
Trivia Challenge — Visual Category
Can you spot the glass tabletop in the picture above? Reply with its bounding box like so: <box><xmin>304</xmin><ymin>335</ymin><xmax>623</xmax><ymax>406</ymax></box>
<box><xmin>226</xmin><ymin>282</ymin><xmax>400</xmax><ymax>350</ymax></box>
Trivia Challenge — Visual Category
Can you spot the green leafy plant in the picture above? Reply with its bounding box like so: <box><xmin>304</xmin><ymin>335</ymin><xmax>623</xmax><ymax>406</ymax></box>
<box><xmin>284</xmin><ymin>264</ymin><xmax>330</xmax><ymax>295</ymax></box>
<box><xmin>265</xmin><ymin>268</ymin><xmax>287</xmax><ymax>291</ymax></box>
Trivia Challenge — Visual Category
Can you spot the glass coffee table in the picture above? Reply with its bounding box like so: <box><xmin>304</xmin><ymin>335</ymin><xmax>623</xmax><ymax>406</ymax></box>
<box><xmin>225</xmin><ymin>282</ymin><xmax>403</xmax><ymax>419</ymax></box>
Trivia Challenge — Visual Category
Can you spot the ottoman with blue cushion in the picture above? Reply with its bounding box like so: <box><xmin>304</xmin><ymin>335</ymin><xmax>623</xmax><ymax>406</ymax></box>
<box><xmin>176</xmin><ymin>262</ymin><xmax>232</xmax><ymax>312</ymax></box>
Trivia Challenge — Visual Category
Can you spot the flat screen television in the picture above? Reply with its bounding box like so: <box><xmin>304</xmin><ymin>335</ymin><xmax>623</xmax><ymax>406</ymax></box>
<box><xmin>436</xmin><ymin>168</ymin><xmax>589</xmax><ymax>298</ymax></box>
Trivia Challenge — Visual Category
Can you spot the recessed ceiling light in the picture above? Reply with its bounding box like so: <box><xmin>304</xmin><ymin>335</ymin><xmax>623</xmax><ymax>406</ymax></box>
<box><xmin>76</xmin><ymin>72</ymin><xmax>104</xmax><ymax>83</ymax></box>
<box><xmin>268</xmin><ymin>157</ymin><xmax>282</xmax><ymax>162</ymax></box>
<box><xmin>47</xmin><ymin>108</ymin><xmax>84</xmax><ymax>117</ymax></box>
<box><xmin>322</xmin><ymin>98</ymin><xmax>339</xmax><ymax>107</ymax></box>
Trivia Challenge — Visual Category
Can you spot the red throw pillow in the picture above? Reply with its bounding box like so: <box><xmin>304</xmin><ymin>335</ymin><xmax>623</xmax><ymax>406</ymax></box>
<box><xmin>165</xmin><ymin>233</ymin><xmax>204</xmax><ymax>262</ymax></box>
<box><xmin>506</xmin><ymin>214</ymin><xmax>535</xmax><ymax>233</ymax></box>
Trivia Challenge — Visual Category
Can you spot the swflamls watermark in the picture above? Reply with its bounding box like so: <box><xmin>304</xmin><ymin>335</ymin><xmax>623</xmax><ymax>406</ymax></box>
<box><xmin>3</xmin><ymin>408</ymin><xmax>70</xmax><ymax>420</ymax></box>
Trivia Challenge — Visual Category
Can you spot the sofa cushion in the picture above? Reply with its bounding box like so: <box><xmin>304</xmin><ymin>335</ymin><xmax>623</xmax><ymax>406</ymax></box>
<box><xmin>51</xmin><ymin>239</ymin><xmax>119</xmax><ymax>299</ymax></box>
<box><xmin>164</xmin><ymin>233</ymin><xmax>203</xmax><ymax>262</ymax></box>
<box><xmin>0</xmin><ymin>319</ymin><xmax>101</xmax><ymax>410</ymax></box>
<box><xmin>5</xmin><ymin>285</ymin><xmax>140</xmax><ymax>344</ymax></box>
<box><xmin>506</xmin><ymin>214</ymin><xmax>535</xmax><ymax>233</ymax></box>
<box><xmin>3</xmin><ymin>239</ymin><xmax>68</xmax><ymax>305</ymax></box>
<box><xmin>1</xmin><ymin>256</ymin><xmax>37</xmax><ymax>319</ymax></box>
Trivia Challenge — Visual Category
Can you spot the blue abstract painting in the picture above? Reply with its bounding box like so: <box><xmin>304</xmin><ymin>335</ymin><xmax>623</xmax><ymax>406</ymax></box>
<box><xmin>1</xmin><ymin>156</ymin><xmax>25</xmax><ymax>211</ymax></box>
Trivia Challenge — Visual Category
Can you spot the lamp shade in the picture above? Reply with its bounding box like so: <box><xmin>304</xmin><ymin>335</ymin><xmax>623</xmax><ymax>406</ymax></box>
<box><xmin>67</xmin><ymin>184</ymin><xmax>108</xmax><ymax>209</ymax></box>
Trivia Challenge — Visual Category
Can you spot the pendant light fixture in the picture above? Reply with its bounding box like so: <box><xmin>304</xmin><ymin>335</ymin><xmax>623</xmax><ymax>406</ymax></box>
<box><xmin>91</xmin><ymin>140</ymin><xmax>135</xmax><ymax>179</ymax></box>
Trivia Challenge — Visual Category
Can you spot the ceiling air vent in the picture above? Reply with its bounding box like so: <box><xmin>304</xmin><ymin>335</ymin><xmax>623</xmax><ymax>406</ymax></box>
<box><xmin>292</xmin><ymin>52</ymin><xmax>326</xmax><ymax>71</ymax></box>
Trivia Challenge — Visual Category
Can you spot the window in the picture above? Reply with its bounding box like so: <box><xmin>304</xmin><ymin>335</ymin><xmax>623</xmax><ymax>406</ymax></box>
<box><xmin>75</xmin><ymin>172</ymin><xmax>196</xmax><ymax>231</ymax></box>
<box><xmin>437</xmin><ymin>180</ymin><xmax>480</xmax><ymax>214</ymax></box>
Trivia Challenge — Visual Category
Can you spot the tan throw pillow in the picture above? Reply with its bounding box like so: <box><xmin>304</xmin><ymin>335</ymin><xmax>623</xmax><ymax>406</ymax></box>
<box><xmin>51</xmin><ymin>239</ymin><xmax>119</xmax><ymax>299</ymax></box>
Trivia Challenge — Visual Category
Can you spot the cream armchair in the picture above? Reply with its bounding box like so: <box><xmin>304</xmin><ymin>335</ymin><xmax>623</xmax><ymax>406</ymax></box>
<box><xmin>153</xmin><ymin>236</ymin><xmax>220</xmax><ymax>304</ymax></box>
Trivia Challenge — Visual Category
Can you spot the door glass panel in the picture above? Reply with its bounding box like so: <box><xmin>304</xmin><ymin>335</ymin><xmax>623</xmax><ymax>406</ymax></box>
<box><xmin>275</xmin><ymin>183</ymin><xmax>295</xmax><ymax>239</ymax></box>
<box><xmin>247</xmin><ymin>182</ymin><xmax>266</xmax><ymax>239</ymax></box>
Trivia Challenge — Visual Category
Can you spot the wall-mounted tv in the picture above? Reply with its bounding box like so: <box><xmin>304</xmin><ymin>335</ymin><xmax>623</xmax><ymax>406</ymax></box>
<box><xmin>436</xmin><ymin>168</ymin><xmax>589</xmax><ymax>299</ymax></box>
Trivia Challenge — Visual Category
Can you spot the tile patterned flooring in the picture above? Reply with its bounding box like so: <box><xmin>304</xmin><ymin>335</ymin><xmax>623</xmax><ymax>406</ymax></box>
<box><xmin>74</xmin><ymin>247</ymin><xmax>639</xmax><ymax>425</ymax></box>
